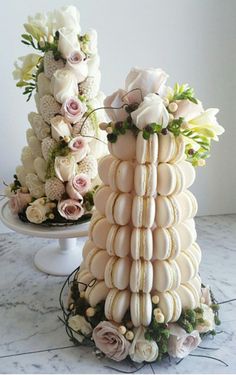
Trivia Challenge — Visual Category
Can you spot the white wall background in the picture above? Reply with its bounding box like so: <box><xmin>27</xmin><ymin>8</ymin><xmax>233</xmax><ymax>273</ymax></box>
<box><xmin>0</xmin><ymin>0</ymin><xmax>235</xmax><ymax>216</ymax></box>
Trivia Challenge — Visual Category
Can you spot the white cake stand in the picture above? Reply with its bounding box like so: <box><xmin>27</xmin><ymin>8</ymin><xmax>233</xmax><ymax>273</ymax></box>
<box><xmin>0</xmin><ymin>199</ymin><xmax>89</xmax><ymax>276</ymax></box>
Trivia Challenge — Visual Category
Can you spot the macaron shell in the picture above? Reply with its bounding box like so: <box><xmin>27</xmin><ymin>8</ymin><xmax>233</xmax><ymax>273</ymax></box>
<box><xmin>106</xmin><ymin>225</ymin><xmax>119</xmax><ymax>256</ymax></box>
<box><xmin>173</xmin><ymin>163</ymin><xmax>185</xmax><ymax>194</ymax></box>
<box><xmin>132</xmin><ymin>196</ymin><xmax>155</xmax><ymax>228</ymax></box>
<box><xmin>94</xmin><ymin>185</ymin><xmax>112</xmax><ymax>216</ymax></box>
<box><xmin>130</xmin><ymin>293</ymin><xmax>141</xmax><ymax>327</ymax></box>
<box><xmin>175</xmin><ymin>284</ymin><xmax>196</xmax><ymax>310</ymax></box>
<box><xmin>113</xmin><ymin>257</ymin><xmax>131</xmax><ymax>290</ymax></box>
<box><xmin>114</xmin><ymin>225</ymin><xmax>131</xmax><ymax>257</ymax></box>
<box><xmin>130</xmin><ymin>260</ymin><xmax>153</xmax><ymax>293</ymax></box>
<box><xmin>168</xmin><ymin>227</ymin><xmax>181</xmax><ymax>260</ymax></box>
<box><xmin>105</xmin><ymin>192</ymin><xmax>119</xmax><ymax>224</ymax></box>
<box><xmin>104</xmin><ymin>288</ymin><xmax>119</xmax><ymax>320</ymax></box>
<box><xmin>177</xmin><ymin>192</ymin><xmax>193</xmax><ymax>221</ymax></box>
<box><xmin>77</xmin><ymin>269</ymin><xmax>95</xmax><ymax>292</ymax></box>
<box><xmin>89</xmin><ymin>250</ymin><xmax>110</xmax><ymax>280</ymax></box>
<box><xmin>108</xmin><ymin>130</ymin><xmax>136</xmax><ymax>160</ymax></box>
<box><xmin>189</xmin><ymin>275</ymin><xmax>202</xmax><ymax>298</ymax></box>
<box><xmin>116</xmin><ymin>161</ymin><xmax>134</xmax><ymax>192</ymax></box>
<box><xmin>104</xmin><ymin>256</ymin><xmax>117</xmax><ymax>288</ymax></box>
<box><xmin>175</xmin><ymin>221</ymin><xmax>196</xmax><ymax>251</ymax></box>
<box><xmin>155</xmin><ymin>196</ymin><xmax>174</xmax><ymax>228</ymax></box>
<box><xmin>86</xmin><ymin>281</ymin><xmax>109</xmax><ymax>307</ymax></box>
<box><xmin>178</xmin><ymin>160</ymin><xmax>196</xmax><ymax>188</ymax></box>
<box><xmin>158</xmin><ymin>132</ymin><xmax>176</xmax><ymax>162</ymax></box>
<box><xmin>185</xmin><ymin>190</ymin><xmax>198</xmax><ymax>217</ymax></box>
<box><xmin>153</xmin><ymin>260</ymin><xmax>172</xmax><ymax>292</ymax></box>
<box><xmin>98</xmin><ymin>155</ymin><xmax>115</xmax><ymax>184</ymax></box>
<box><xmin>153</xmin><ymin>227</ymin><xmax>171</xmax><ymax>260</ymax></box>
<box><xmin>91</xmin><ymin>217</ymin><xmax>112</xmax><ymax>249</ymax></box>
<box><xmin>169</xmin><ymin>290</ymin><xmax>182</xmax><ymax>322</ymax></box>
<box><xmin>141</xmin><ymin>293</ymin><xmax>152</xmax><ymax>326</ymax></box>
<box><xmin>185</xmin><ymin>281</ymin><xmax>200</xmax><ymax>308</ymax></box>
<box><xmin>134</xmin><ymin>163</ymin><xmax>157</xmax><ymax>196</ymax></box>
<box><xmin>169</xmin><ymin>135</ymin><xmax>185</xmax><ymax>164</ymax></box>
<box><xmin>112</xmin><ymin>289</ymin><xmax>131</xmax><ymax>323</ymax></box>
<box><xmin>157</xmin><ymin>163</ymin><xmax>176</xmax><ymax>196</ymax></box>
<box><xmin>85</xmin><ymin>247</ymin><xmax>100</xmax><ymax>270</ymax></box>
<box><xmin>131</xmin><ymin>228</ymin><xmax>153</xmax><ymax>260</ymax></box>
<box><xmin>156</xmin><ymin>291</ymin><xmax>174</xmax><ymax>323</ymax></box>
<box><xmin>136</xmin><ymin>132</ymin><xmax>158</xmax><ymax>164</ymax></box>
<box><xmin>108</xmin><ymin>159</ymin><xmax>121</xmax><ymax>191</ymax></box>
<box><xmin>175</xmin><ymin>252</ymin><xmax>196</xmax><ymax>283</ymax></box>
<box><xmin>190</xmin><ymin>243</ymin><xmax>202</xmax><ymax>263</ymax></box>
<box><xmin>82</xmin><ymin>239</ymin><xmax>95</xmax><ymax>260</ymax></box>
<box><xmin>114</xmin><ymin>193</ymin><xmax>133</xmax><ymax>225</ymax></box>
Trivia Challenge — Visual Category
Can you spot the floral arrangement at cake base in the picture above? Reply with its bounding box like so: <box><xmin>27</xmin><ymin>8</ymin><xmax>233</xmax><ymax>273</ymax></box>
<box><xmin>59</xmin><ymin>67</ymin><xmax>226</xmax><ymax>367</ymax></box>
<box><xmin>4</xmin><ymin>5</ymin><xmax>107</xmax><ymax>226</ymax></box>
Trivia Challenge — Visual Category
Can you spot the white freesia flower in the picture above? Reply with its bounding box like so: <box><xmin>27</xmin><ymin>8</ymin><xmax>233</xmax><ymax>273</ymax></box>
<box><xmin>54</xmin><ymin>6</ymin><xmax>81</xmax><ymax>34</ymax></box>
<box><xmin>129</xmin><ymin>326</ymin><xmax>159</xmax><ymax>363</ymax></box>
<box><xmin>187</xmin><ymin>108</ymin><xmax>224</xmax><ymax>141</ymax></box>
<box><xmin>13</xmin><ymin>54</ymin><xmax>41</xmax><ymax>81</ymax></box>
<box><xmin>196</xmin><ymin>304</ymin><xmax>215</xmax><ymax>333</ymax></box>
<box><xmin>26</xmin><ymin>197</ymin><xmax>50</xmax><ymax>224</ymax></box>
<box><xmin>125</xmin><ymin>67</ymin><xmax>168</xmax><ymax>99</ymax></box>
<box><xmin>58</xmin><ymin>27</ymin><xmax>81</xmax><ymax>59</ymax></box>
<box><xmin>131</xmin><ymin>93</ymin><xmax>169</xmax><ymax>130</ymax></box>
<box><xmin>54</xmin><ymin>156</ymin><xmax>76</xmax><ymax>182</ymax></box>
<box><xmin>50</xmin><ymin>115</ymin><xmax>72</xmax><ymax>141</ymax></box>
<box><xmin>24</xmin><ymin>12</ymin><xmax>50</xmax><ymax>39</ymax></box>
<box><xmin>51</xmin><ymin>68</ymin><xmax>78</xmax><ymax>104</ymax></box>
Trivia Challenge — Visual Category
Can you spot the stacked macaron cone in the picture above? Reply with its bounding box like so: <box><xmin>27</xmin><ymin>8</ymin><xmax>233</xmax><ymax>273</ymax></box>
<box><xmin>76</xmin><ymin>128</ymin><xmax>202</xmax><ymax>327</ymax></box>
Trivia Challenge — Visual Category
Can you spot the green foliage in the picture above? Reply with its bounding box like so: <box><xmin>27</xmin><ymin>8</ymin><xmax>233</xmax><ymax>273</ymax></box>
<box><xmin>145</xmin><ymin>319</ymin><xmax>170</xmax><ymax>358</ymax></box>
<box><xmin>46</xmin><ymin>142</ymin><xmax>70</xmax><ymax>179</ymax></box>
<box><xmin>172</xmin><ymin>83</ymin><xmax>198</xmax><ymax>104</ymax></box>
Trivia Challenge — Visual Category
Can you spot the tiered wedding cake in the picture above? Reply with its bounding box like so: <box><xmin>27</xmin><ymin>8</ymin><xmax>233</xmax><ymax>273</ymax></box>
<box><xmin>65</xmin><ymin>67</ymin><xmax>224</xmax><ymax>363</ymax></box>
<box><xmin>6</xmin><ymin>6</ymin><xmax>107</xmax><ymax>225</ymax></box>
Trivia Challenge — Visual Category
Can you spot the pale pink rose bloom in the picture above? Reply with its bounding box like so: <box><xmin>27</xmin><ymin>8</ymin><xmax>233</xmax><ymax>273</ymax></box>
<box><xmin>168</xmin><ymin>324</ymin><xmax>201</xmax><ymax>359</ymax></box>
<box><xmin>201</xmin><ymin>286</ymin><xmax>212</xmax><ymax>306</ymax></box>
<box><xmin>9</xmin><ymin>190</ymin><xmax>32</xmax><ymax>214</ymax></box>
<box><xmin>58</xmin><ymin>199</ymin><xmax>84</xmax><ymax>220</ymax></box>
<box><xmin>104</xmin><ymin>89</ymin><xmax>129</xmax><ymax>122</ymax></box>
<box><xmin>66</xmin><ymin>174</ymin><xmax>91</xmax><ymax>199</ymax></box>
<box><xmin>125</xmin><ymin>67</ymin><xmax>169</xmax><ymax>99</ymax></box>
<box><xmin>174</xmin><ymin>99</ymin><xmax>204</xmax><ymax>121</ymax></box>
<box><xmin>66</xmin><ymin>50</ymin><xmax>88</xmax><ymax>83</ymax></box>
<box><xmin>68</xmin><ymin>136</ymin><xmax>88</xmax><ymax>162</ymax></box>
<box><xmin>92</xmin><ymin>321</ymin><xmax>131</xmax><ymax>362</ymax></box>
<box><xmin>61</xmin><ymin>97</ymin><xmax>87</xmax><ymax>124</ymax></box>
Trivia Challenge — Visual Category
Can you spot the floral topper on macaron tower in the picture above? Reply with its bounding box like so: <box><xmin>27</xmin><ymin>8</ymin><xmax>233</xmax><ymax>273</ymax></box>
<box><xmin>62</xmin><ymin>67</ymin><xmax>224</xmax><ymax>364</ymax></box>
<box><xmin>5</xmin><ymin>5</ymin><xmax>107</xmax><ymax>225</ymax></box>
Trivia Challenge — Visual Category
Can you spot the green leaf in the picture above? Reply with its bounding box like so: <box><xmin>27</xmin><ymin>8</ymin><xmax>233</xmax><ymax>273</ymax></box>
<box><xmin>143</xmin><ymin>130</ymin><xmax>150</xmax><ymax>140</ymax></box>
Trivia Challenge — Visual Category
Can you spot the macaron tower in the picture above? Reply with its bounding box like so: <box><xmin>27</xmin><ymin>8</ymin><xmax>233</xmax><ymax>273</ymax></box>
<box><xmin>65</xmin><ymin>67</ymin><xmax>224</xmax><ymax>363</ymax></box>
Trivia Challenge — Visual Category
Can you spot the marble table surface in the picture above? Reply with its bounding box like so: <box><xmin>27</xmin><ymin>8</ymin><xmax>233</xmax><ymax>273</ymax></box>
<box><xmin>0</xmin><ymin>214</ymin><xmax>235</xmax><ymax>374</ymax></box>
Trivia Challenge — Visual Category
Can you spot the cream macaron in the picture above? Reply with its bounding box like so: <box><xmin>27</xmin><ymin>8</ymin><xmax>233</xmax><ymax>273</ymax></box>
<box><xmin>105</xmin><ymin>256</ymin><xmax>131</xmax><ymax>290</ymax></box>
<box><xmin>98</xmin><ymin>155</ymin><xmax>115</xmax><ymax>185</ymax></box>
<box><xmin>155</xmin><ymin>195</ymin><xmax>181</xmax><ymax>228</ymax></box>
<box><xmin>85</xmin><ymin>248</ymin><xmax>110</xmax><ymax>280</ymax></box>
<box><xmin>134</xmin><ymin>163</ymin><xmax>157</xmax><ymax>196</ymax></box>
<box><xmin>154</xmin><ymin>290</ymin><xmax>182</xmax><ymax>322</ymax></box>
<box><xmin>106</xmin><ymin>224</ymin><xmax>131</xmax><ymax>257</ymax></box>
<box><xmin>132</xmin><ymin>196</ymin><xmax>155</xmax><ymax>228</ymax></box>
<box><xmin>153</xmin><ymin>259</ymin><xmax>181</xmax><ymax>292</ymax></box>
<box><xmin>77</xmin><ymin>269</ymin><xmax>95</xmax><ymax>292</ymax></box>
<box><xmin>136</xmin><ymin>132</ymin><xmax>158</xmax><ymax>164</ymax></box>
<box><xmin>175</xmin><ymin>248</ymin><xmax>199</xmax><ymax>283</ymax></box>
<box><xmin>105</xmin><ymin>288</ymin><xmax>131</xmax><ymax>323</ymax></box>
<box><xmin>131</xmin><ymin>228</ymin><xmax>153</xmax><ymax>260</ymax></box>
<box><xmin>106</xmin><ymin>192</ymin><xmax>132</xmax><ymax>226</ymax></box>
<box><xmin>94</xmin><ymin>185</ymin><xmax>112</xmax><ymax>216</ymax></box>
<box><xmin>153</xmin><ymin>226</ymin><xmax>181</xmax><ymax>260</ymax></box>
<box><xmin>89</xmin><ymin>215</ymin><xmax>112</xmax><ymax>249</ymax></box>
<box><xmin>158</xmin><ymin>133</ymin><xmax>185</xmax><ymax>163</ymax></box>
<box><xmin>108</xmin><ymin>130</ymin><xmax>136</xmax><ymax>161</ymax></box>
<box><xmin>175</xmin><ymin>278</ymin><xmax>200</xmax><ymax>310</ymax></box>
<box><xmin>130</xmin><ymin>292</ymin><xmax>152</xmax><ymax>327</ymax></box>
<box><xmin>130</xmin><ymin>260</ymin><xmax>153</xmax><ymax>293</ymax></box>
<box><xmin>85</xmin><ymin>280</ymin><xmax>109</xmax><ymax>307</ymax></box>
<box><xmin>190</xmin><ymin>242</ymin><xmax>202</xmax><ymax>264</ymax></box>
<box><xmin>174</xmin><ymin>219</ymin><xmax>197</xmax><ymax>251</ymax></box>
<box><xmin>108</xmin><ymin>159</ymin><xmax>134</xmax><ymax>193</ymax></box>
<box><xmin>82</xmin><ymin>239</ymin><xmax>95</xmax><ymax>260</ymax></box>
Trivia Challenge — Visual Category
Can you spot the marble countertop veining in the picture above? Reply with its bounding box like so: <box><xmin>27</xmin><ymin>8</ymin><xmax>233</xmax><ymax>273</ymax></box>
<box><xmin>0</xmin><ymin>215</ymin><xmax>236</xmax><ymax>374</ymax></box>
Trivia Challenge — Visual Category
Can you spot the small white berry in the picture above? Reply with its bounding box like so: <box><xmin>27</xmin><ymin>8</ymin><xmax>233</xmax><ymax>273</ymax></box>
<box><xmin>168</xmin><ymin>102</ymin><xmax>178</xmax><ymax>113</ymax></box>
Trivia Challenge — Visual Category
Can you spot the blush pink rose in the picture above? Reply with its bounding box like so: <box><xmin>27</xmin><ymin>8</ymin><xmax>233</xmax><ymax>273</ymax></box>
<box><xmin>57</xmin><ymin>198</ymin><xmax>84</xmax><ymax>220</ymax></box>
<box><xmin>93</xmin><ymin>321</ymin><xmax>131</xmax><ymax>362</ymax></box>
<box><xmin>61</xmin><ymin>97</ymin><xmax>87</xmax><ymax>124</ymax></box>
<box><xmin>68</xmin><ymin>136</ymin><xmax>88</xmax><ymax>162</ymax></box>
<box><xmin>9</xmin><ymin>190</ymin><xmax>32</xmax><ymax>214</ymax></box>
<box><xmin>66</xmin><ymin>174</ymin><xmax>91</xmax><ymax>199</ymax></box>
<box><xmin>168</xmin><ymin>324</ymin><xmax>201</xmax><ymax>359</ymax></box>
<box><xmin>66</xmin><ymin>51</ymin><xmax>88</xmax><ymax>83</ymax></box>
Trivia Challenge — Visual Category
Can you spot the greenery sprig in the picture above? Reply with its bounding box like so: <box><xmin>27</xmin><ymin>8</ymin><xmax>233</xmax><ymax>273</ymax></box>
<box><xmin>171</xmin><ymin>83</ymin><xmax>198</xmax><ymax>104</ymax></box>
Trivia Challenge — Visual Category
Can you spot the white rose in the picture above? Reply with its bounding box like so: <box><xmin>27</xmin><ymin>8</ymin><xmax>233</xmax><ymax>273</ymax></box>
<box><xmin>58</xmin><ymin>27</ymin><xmax>81</xmax><ymax>59</ymax></box>
<box><xmin>26</xmin><ymin>197</ymin><xmax>50</xmax><ymax>224</ymax></box>
<box><xmin>131</xmin><ymin>93</ymin><xmax>169</xmax><ymax>130</ymax></box>
<box><xmin>50</xmin><ymin>115</ymin><xmax>72</xmax><ymax>141</ymax></box>
<box><xmin>51</xmin><ymin>68</ymin><xmax>78</xmax><ymax>104</ymax></box>
<box><xmin>54</xmin><ymin>6</ymin><xmax>81</xmax><ymax>34</ymax></box>
<box><xmin>54</xmin><ymin>156</ymin><xmax>76</xmax><ymax>182</ymax></box>
<box><xmin>125</xmin><ymin>67</ymin><xmax>168</xmax><ymax>98</ymax></box>
<box><xmin>168</xmin><ymin>324</ymin><xmax>201</xmax><ymax>359</ymax></box>
<box><xmin>129</xmin><ymin>326</ymin><xmax>159</xmax><ymax>363</ymax></box>
<box><xmin>25</xmin><ymin>173</ymin><xmax>45</xmax><ymax>198</ymax></box>
<box><xmin>37</xmin><ymin>72</ymin><xmax>52</xmax><ymax>98</ymax></box>
<box><xmin>66</xmin><ymin>51</ymin><xmax>88</xmax><ymax>83</ymax></box>
<box><xmin>86</xmin><ymin>29</ymin><xmax>98</xmax><ymax>55</ymax></box>
<box><xmin>68</xmin><ymin>315</ymin><xmax>92</xmax><ymax>336</ymax></box>
<box><xmin>196</xmin><ymin>304</ymin><xmax>215</xmax><ymax>333</ymax></box>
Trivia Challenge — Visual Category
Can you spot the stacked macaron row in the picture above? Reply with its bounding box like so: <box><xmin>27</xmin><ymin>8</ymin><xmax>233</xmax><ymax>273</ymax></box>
<box><xmin>76</xmin><ymin>129</ymin><xmax>202</xmax><ymax>327</ymax></box>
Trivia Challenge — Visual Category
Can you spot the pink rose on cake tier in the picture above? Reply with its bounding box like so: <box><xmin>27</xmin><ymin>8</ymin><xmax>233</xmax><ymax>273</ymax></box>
<box><xmin>68</xmin><ymin>136</ymin><xmax>89</xmax><ymax>162</ymax></box>
<box><xmin>58</xmin><ymin>198</ymin><xmax>84</xmax><ymax>220</ymax></box>
<box><xmin>66</xmin><ymin>174</ymin><xmax>91</xmax><ymax>199</ymax></box>
<box><xmin>66</xmin><ymin>50</ymin><xmax>88</xmax><ymax>83</ymax></box>
<box><xmin>9</xmin><ymin>190</ymin><xmax>32</xmax><ymax>214</ymax></box>
<box><xmin>61</xmin><ymin>97</ymin><xmax>87</xmax><ymax>124</ymax></box>
<box><xmin>92</xmin><ymin>321</ymin><xmax>131</xmax><ymax>362</ymax></box>
<box><xmin>167</xmin><ymin>324</ymin><xmax>201</xmax><ymax>359</ymax></box>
